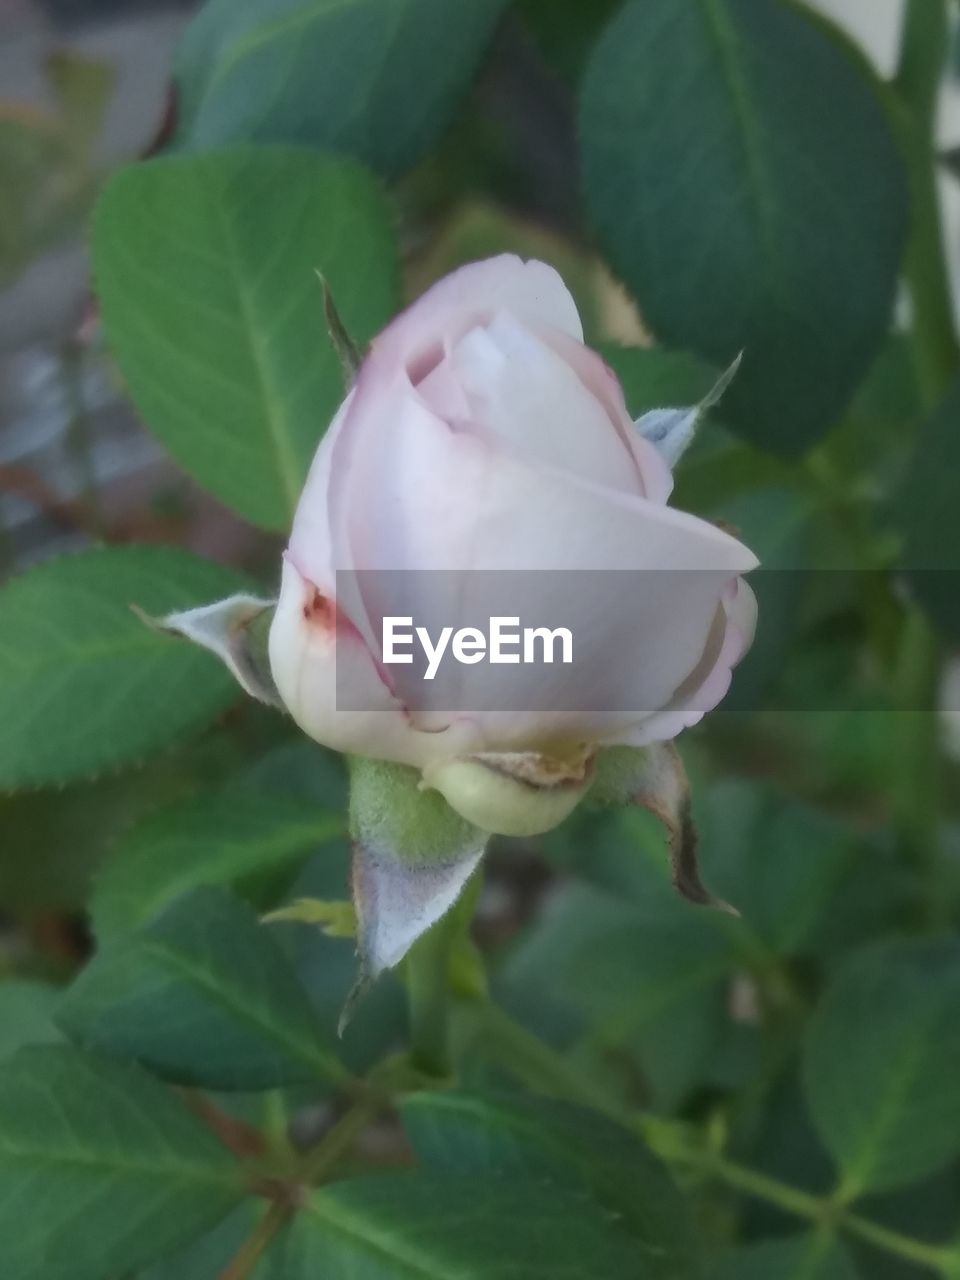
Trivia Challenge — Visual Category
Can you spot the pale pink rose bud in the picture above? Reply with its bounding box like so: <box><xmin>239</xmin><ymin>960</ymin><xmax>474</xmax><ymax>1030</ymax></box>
<box><xmin>268</xmin><ymin>255</ymin><xmax>758</xmax><ymax>811</ymax></box>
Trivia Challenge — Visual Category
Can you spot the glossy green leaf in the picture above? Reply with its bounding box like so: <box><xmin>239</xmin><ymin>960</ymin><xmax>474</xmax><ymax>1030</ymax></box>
<box><xmin>175</xmin><ymin>0</ymin><xmax>508</xmax><ymax>176</ymax></box>
<box><xmin>896</xmin><ymin>375</ymin><xmax>960</xmax><ymax>642</ymax></box>
<box><xmin>0</xmin><ymin>1046</ymin><xmax>242</xmax><ymax>1280</ymax></box>
<box><xmin>94</xmin><ymin>145</ymin><xmax>398</xmax><ymax>529</ymax></box>
<box><xmin>600</xmin><ymin>344</ymin><xmax>720</xmax><ymax>418</ymax></box>
<box><xmin>402</xmin><ymin>1091</ymin><xmax>698</xmax><ymax>1278</ymax></box>
<box><xmin>0</xmin><ymin>547</ymin><xmax>252</xmax><ymax>788</ymax></box>
<box><xmin>0</xmin><ymin>981</ymin><xmax>62</xmax><ymax>1060</ymax></box>
<box><xmin>825</xmin><ymin>332</ymin><xmax>921</xmax><ymax>481</ymax></box>
<box><xmin>803</xmin><ymin>939</ymin><xmax>960</xmax><ymax>1196</ymax></box>
<box><xmin>281</xmin><ymin>1173</ymin><xmax>651</xmax><ymax>1276</ymax></box>
<box><xmin>59</xmin><ymin>888</ymin><xmax>344</xmax><ymax>1090</ymax></box>
<box><xmin>580</xmin><ymin>0</ymin><xmax>907</xmax><ymax>454</ymax></box>
<box><xmin>91</xmin><ymin>787</ymin><xmax>341</xmax><ymax>940</ymax></box>
<box><xmin>710</xmin><ymin>1234</ymin><xmax>859</xmax><ymax>1280</ymax></box>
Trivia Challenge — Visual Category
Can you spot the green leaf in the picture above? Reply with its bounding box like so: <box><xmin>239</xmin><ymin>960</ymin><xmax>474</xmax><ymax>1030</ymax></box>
<box><xmin>710</xmin><ymin>1234</ymin><xmax>859</xmax><ymax>1280</ymax></box>
<box><xmin>508</xmin><ymin>880</ymin><xmax>736</xmax><ymax>1034</ymax></box>
<box><xmin>175</xmin><ymin>0</ymin><xmax>509</xmax><ymax>176</ymax></box>
<box><xmin>580</xmin><ymin>0</ymin><xmax>907</xmax><ymax>455</ymax></box>
<box><xmin>94</xmin><ymin>145</ymin><xmax>399</xmax><ymax>529</ymax></box>
<box><xmin>0</xmin><ymin>777</ymin><xmax>157</xmax><ymax>910</ymax></box>
<box><xmin>503</xmin><ymin>878</ymin><xmax>736</xmax><ymax>1109</ymax></box>
<box><xmin>283</xmin><ymin>859</ymin><xmax>410</xmax><ymax>1074</ymax></box>
<box><xmin>824</xmin><ymin>332</ymin><xmax>921</xmax><ymax>482</ymax></box>
<box><xmin>0</xmin><ymin>718</ymin><xmax>296</xmax><ymax>910</ymax></box>
<box><xmin>0</xmin><ymin>1046</ymin><xmax>242</xmax><ymax>1280</ymax></box>
<box><xmin>0</xmin><ymin>547</ymin><xmax>252</xmax><ymax>788</ymax></box>
<box><xmin>59</xmin><ymin>888</ymin><xmax>345</xmax><ymax>1090</ymax></box>
<box><xmin>696</xmin><ymin>779</ymin><xmax>854</xmax><ymax>956</ymax></box>
<box><xmin>242</xmin><ymin>739</ymin><xmax>349</xmax><ymax>810</ymax></box>
<box><xmin>141</xmin><ymin>1205</ymin><xmax>283</xmax><ymax>1280</ymax></box>
<box><xmin>281</xmin><ymin>1173</ymin><xmax>652</xmax><ymax>1276</ymax></box>
<box><xmin>896</xmin><ymin>375</ymin><xmax>960</xmax><ymax>642</ymax></box>
<box><xmin>599</xmin><ymin>343</ymin><xmax>720</xmax><ymax>418</ymax></box>
<box><xmin>518</xmin><ymin>0</ymin><xmax>622</xmax><ymax>87</ymax></box>
<box><xmin>803</xmin><ymin>938</ymin><xmax>960</xmax><ymax>1196</ymax></box>
<box><xmin>669</xmin><ymin>427</ymin><xmax>793</xmax><ymax>515</ymax></box>
<box><xmin>402</xmin><ymin>1090</ymin><xmax>698</xmax><ymax>1278</ymax></box>
<box><xmin>91</xmin><ymin>787</ymin><xmax>341</xmax><ymax>940</ymax></box>
<box><xmin>0</xmin><ymin>981</ymin><xmax>63</xmax><ymax>1060</ymax></box>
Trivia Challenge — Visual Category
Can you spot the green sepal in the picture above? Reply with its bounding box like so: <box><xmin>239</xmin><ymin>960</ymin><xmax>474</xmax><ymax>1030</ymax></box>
<box><xmin>589</xmin><ymin>743</ymin><xmax>735</xmax><ymax>912</ymax></box>
<box><xmin>138</xmin><ymin>594</ymin><xmax>280</xmax><ymax>706</ymax></box>
<box><xmin>263</xmin><ymin>897</ymin><xmax>356</xmax><ymax>938</ymax></box>
<box><xmin>347</xmin><ymin>757</ymin><xmax>488</xmax><ymax>982</ymax></box>
<box><xmin>317</xmin><ymin>271</ymin><xmax>363</xmax><ymax>385</ymax></box>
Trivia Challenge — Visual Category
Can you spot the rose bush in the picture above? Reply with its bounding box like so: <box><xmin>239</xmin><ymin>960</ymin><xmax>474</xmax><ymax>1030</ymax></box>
<box><xmin>269</xmin><ymin>255</ymin><xmax>758</xmax><ymax>808</ymax></box>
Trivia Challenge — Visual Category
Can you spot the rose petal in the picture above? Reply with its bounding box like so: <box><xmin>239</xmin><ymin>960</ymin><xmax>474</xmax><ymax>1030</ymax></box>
<box><xmin>268</xmin><ymin>556</ymin><xmax>477</xmax><ymax>767</ymax></box>
<box><xmin>605</xmin><ymin>578</ymin><xmax>757</xmax><ymax>748</ymax></box>
<box><xmin>288</xmin><ymin>390</ymin><xmax>355</xmax><ymax>598</ymax></box>
<box><xmin>317</xmin><ymin>261</ymin><xmax>584</xmax><ymax>622</ymax></box>
<box><xmin>375</xmin><ymin>255</ymin><xmax>584</xmax><ymax>378</ymax></box>
<box><xmin>327</xmin><ymin>385</ymin><xmax>756</xmax><ymax>752</ymax></box>
<box><xmin>447</xmin><ymin>313</ymin><xmax>641</xmax><ymax>494</ymax></box>
<box><xmin>537</xmin><ymin>327</ymin><xmax>675</xmax><ymax>504</ymax></box>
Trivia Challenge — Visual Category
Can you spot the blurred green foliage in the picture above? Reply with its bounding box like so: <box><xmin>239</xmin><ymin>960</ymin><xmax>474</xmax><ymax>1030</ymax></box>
<box><xmin>0</xmin><ymin>51</ymin><xmax>113</xmax><ymax>284</ymax></box>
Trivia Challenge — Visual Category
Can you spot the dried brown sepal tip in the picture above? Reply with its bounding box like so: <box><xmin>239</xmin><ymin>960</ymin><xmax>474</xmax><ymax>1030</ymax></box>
<box><xmin>316</xmin><ymin>271</ymin><xmax>362</xmax><ymax>385</ymax></box>
<box><xmin>665</xmin><ymin>786</ymin><xmax>736</xmax><ymax>913</ymax></box>
<box><xmin>589</xmin><ymin>742</ymin><xmax>738</xmax><ymax>915</ymax></box>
